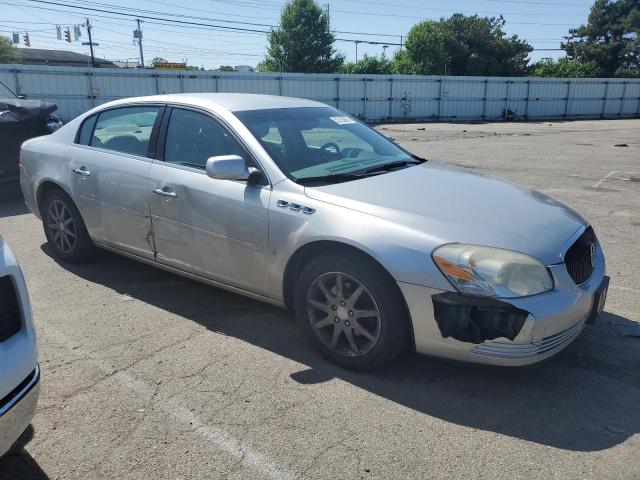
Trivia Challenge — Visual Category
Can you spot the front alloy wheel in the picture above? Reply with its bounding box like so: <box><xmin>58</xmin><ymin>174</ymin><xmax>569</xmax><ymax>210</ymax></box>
<box><xmin>307</xmin><ymin>272</ymin><xmax>381</xmax><ymax>356</ymax></box>
<box><xmin>295</xmin><ymin>252</ymin><xmax>410</xmax><ymax>371</ymax></box>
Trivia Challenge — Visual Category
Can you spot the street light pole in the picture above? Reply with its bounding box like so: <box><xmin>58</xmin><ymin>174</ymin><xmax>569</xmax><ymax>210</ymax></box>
<box><xmin>355</xmin><ymin>40</ymin><xmax>362</xmax><ymax>62</ymax></box>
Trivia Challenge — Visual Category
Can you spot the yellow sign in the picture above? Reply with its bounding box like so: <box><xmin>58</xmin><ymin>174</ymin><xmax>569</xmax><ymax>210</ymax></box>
<box><xmin>153</xmin><ymin>62</ymin><xmax>187</xmax><ymax>70</ymax></box>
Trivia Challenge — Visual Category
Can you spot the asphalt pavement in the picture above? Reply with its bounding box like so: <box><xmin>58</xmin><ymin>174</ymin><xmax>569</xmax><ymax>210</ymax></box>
<box><xmin>1</xmin><ymin>119</ymin><xmax>639</xmax><ymax>479</ymax></box>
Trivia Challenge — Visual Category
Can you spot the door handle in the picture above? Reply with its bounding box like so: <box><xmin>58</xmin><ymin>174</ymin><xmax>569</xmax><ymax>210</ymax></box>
<box><xmin>72</xmin><ymin>167</ymin><xmax>90</xmax><ymax>177</ymax></box>
<box><xmin>153</xmin><ymin>187</ymin><xmax>178</xmax><ymax>198</ymax></box>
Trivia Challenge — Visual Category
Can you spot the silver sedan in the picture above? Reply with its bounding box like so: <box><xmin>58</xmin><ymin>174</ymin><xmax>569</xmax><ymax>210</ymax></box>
<box><xmin>19</xmin><ymin>94</ymin><xmax>609</xmax><ymax>370</ymax></box>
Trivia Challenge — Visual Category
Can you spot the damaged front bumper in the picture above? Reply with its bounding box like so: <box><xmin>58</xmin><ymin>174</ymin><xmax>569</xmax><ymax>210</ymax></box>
<box><xmin>400</xmin><ymin>243</ymin><xmax>607</xmax><ymax>366</ymax></box>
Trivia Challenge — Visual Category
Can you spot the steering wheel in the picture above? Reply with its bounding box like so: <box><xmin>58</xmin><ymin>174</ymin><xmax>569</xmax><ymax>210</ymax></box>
<box><xmin>341</xmin><ymin>147</ymin><xmax>364</xmax><ymax>159</ymax></box>
<box><xmin>320</xmin><ymin>142</ymin><xmax>341</xmax><ymax>155</ymax></box>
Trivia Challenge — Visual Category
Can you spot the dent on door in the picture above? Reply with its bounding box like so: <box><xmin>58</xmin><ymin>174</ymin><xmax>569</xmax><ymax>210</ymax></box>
<box><xmin>70</xmin><ymin>146</ymin><xmax>155</xmax><ymax>259</ymax></box>
<box><xmin>148</xmin><ymin>163</ymin><xmax>271</xmax><ymax>293</ymax></box>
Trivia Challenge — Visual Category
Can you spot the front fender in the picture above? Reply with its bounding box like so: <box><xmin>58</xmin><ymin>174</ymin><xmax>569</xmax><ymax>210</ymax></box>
<box><xmin>266</xmin><ymin>183</ymin><xmax>454</xmax><ymax>302</ymax></box>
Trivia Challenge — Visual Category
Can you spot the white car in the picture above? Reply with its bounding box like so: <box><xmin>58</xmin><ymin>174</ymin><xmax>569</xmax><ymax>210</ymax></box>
<box><xmin>0</xmin><ymin>235</ymin><xmax>39</xmax><ymax>457</ymax></box>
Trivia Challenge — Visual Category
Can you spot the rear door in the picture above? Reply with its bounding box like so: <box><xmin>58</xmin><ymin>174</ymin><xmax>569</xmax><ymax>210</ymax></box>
<box><xmin>69</xmin><ymin>104</ymin><xmax>164</xmax><ymax>259</ymax></box>
<box><xmin>148</xmin><ymin>106</ymin><xmax>271</xmax><ymax>294</ymax></box>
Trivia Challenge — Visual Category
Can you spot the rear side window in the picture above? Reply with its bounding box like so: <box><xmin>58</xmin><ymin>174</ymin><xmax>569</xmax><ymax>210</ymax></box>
<box><xmin>91</xmin><ymin>106</ymin><xmax>161</xmax><ymax>157</ymax></box>
<box><xmin>77</xmin><ymin>115</ymin><xmax>97</xmax><ymax>145</ymax></box>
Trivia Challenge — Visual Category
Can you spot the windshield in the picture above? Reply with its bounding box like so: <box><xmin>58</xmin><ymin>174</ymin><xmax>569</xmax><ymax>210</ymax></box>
<box><xmin>0</xmin><ymin>81</ymin><xmax>17</xmax><ymax>99</ymax></box>
<box><xmin>235</xmin><ymin>107</ymin><xmax>414</xmax><ymax>182</ymax></box>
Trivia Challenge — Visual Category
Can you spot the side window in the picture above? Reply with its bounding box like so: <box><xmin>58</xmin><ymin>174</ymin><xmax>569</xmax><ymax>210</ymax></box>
<box><xmin>77</xmin><ymin>115</ymin><xmax>97</xmax><ymax>145</ymax></box>
<box><xmin>91</xmin><ymin>106</ymin><xmax>161</xmax><ymax>156</ymax></box>
<box><xmin>164</xmin><ymin>109</ymin><xmax>246</xmax><ymax>170</ymax></box>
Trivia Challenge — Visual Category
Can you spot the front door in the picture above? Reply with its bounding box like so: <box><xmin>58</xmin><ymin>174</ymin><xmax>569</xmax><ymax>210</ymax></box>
<box><xmin>69</xmin><ymin>105</ymin><xmax>164</xmax><ymax>260</ymax></box>
<box><xmin>148</xmin><ymin>107</ymin><xmax>271</xmax><ymax>294</ymax></box>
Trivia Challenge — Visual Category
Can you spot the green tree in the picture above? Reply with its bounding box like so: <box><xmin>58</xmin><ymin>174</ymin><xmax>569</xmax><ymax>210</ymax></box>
<box><xmin>340</xmin><ymin>54</ymin><xmax>394</xmax><ymax>74</ymax></box>
<box><xmin>395</xmin><ymin>14</ymin><xmax>533</xmax><ymax>76</ymax></box>
<box><xmin>531</xmin><ymin>57</ymin><xmax>602</xmax><ymax>77</ymax></box>
<box><xmin>151</xmin><ymin>57</ymin><xmax>168</xmax><ymax>65</ymax></box>
<box><xmin>259</xmin><ymin>0</ymin><xmax>344</xmax><ymax>73</ymax></box>
<box><xmin>0</xmin><ymin>36</ymin><xmax>20</xmax><ymax>64</ymax></box>
<box><xmin>217</xmin><ymin>65</ymin><xmax>235</xmax><ymax>71</ymax></box>
<box><xmin>563</xmin><ymin>0</ymin><xmax>640</xmax><ymax>77</ymax></box>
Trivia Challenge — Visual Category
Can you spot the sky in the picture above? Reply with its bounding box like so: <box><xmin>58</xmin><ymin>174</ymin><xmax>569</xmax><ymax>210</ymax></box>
<box><xmin>2</xmin><ymin>0</ymin><xmax>595</xmax><ymax>70</ymax></box>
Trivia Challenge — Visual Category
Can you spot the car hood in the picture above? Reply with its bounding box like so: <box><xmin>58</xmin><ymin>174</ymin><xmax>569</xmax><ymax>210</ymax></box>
<box><xmin>0</xmin><ymin>98</ymin><xmax>57</xmax><ymax>126</ymax></box>
<box><xmin>304</xmin><ymin>161</ymin><xmax>586</xmax><ymax>265</ymax></box>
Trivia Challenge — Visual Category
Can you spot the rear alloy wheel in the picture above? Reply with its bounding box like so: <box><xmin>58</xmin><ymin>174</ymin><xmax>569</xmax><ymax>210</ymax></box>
<box><xmin>42</xmin><ymin>189</ymin><xmax>96</xmax><ymax>263</ymax></box>
<box><xmin>295</xmin><ymin>253</ymin><xmax>410</xmax><ymax>371</ymax></box>
<box><xmin>46</xmin><ymin>198</ymin><xmax>76</xmax><ymax>255</ymax></box>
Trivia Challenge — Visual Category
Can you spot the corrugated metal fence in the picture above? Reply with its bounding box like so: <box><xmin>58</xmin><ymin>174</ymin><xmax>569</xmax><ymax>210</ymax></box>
<box><xmin>2</xmin><ymin>64</ymin><xmax>640</xmax><ymax>123</ymax></box>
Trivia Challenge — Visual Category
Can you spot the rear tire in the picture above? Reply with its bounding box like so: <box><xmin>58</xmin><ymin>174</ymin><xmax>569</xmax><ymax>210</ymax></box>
<box><xmin>294</xmin><ymin>252</ymin><xmax>410</xmax><ymax>371</ymax></box>
<box><xmin>42</xmin><ymin>189</ymin><xmax>96</xmax><ymax>263</ymax></box>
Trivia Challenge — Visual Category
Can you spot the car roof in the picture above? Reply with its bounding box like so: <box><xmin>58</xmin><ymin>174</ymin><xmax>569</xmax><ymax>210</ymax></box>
<box><xmin>102</xmin><ymin>93</ymin><xmax>326</xmax><ymax>112</ymax></box>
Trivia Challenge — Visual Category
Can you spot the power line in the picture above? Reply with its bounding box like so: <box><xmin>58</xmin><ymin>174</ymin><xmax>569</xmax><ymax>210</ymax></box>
<box><xmin>20</xmin><ymin>31</ymin><xmax>264</xmax><ymax>58</ymax></box>
<box><xmin>7</xmin><ymin>0</ymin><xmax>574</xmax><ymax>65</ymax></box>
<box><xmin>336</xmin><ymin>0</ymin><xmax>585</xmax><ymax>16</ymax></box>
<box><xmin>483</xmin><ymin>0</ymin><xmax>591</xmax><ymax>6</ymax></box>
<box><xmin>17</xmin><ymin>0</ymin><xmax>408</xmax><ymax>45</ymax></box>
<box><xmin>20</xmin><ymin>0</ymin><xmax>580</xmax><ymax>30</ymax></box>
<box><xmin>31</xmin><ymin>0</ymin><xmax>405</xmax><ymax>38</ymax></box>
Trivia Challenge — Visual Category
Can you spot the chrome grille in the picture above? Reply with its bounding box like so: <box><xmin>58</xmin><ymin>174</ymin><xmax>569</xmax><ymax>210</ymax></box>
<box><xmin>0</xmin><ymin>276</ymin><xmax>22</xmax><ymax>343</ymax></box>
<box><xmin>564</xmin><ymin>227</ymin><xmax>596</xmax><ymax>285</ymax></box>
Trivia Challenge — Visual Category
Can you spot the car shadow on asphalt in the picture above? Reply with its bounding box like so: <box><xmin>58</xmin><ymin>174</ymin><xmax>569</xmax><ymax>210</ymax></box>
<box><xmin>0</xmin><ymin>192</ymin><xmax>29</xmax><ymax>218</ymax></box>
<box><xmin>42</xmin><ymin>244</ymin><xmax>640</xmax><ymax>454</ymax></box>
<box><xmin>0</xmin><ymin>426</ymin><xmax>49</xmax><ymax>479</ymax></box>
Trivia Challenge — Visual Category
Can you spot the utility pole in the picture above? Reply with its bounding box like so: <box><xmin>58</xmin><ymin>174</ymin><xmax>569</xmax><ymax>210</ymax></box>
<box><xmin>355</xmin><ymin>40</ymin><xmax>362</xmax><ymax>62</ymax></box>
<box><xmin>83</xmin><ymin>18</ymin><xmax>97</xmax><ymax>67</ymax></box>
<box><xmin>325</xmin><ymin>4</ymin><xmax>330</xmax><ymax>30</ymax></box>
<box><xmin>134</xmin><ymin>19</ymin><xmax>145</xmax><ymax>68</ymax></box>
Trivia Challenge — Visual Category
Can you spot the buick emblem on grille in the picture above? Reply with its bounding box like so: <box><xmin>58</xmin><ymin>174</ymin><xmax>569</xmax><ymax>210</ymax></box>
<box><xmin>589</xmin><ymin>242</ymin><xmax>596</xmax><ymax>268</ymax></box>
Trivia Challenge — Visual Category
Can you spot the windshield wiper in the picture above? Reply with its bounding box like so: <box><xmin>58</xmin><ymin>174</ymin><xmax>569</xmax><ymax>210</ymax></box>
<box><xmin>358</xmin><ymin>159</ymin><xmax>422</xmax><ymax>175</ymax></box>
<box><xmin>294</xmin><ymin>172</ymin><xmax>364</xmax><ymax>185</ymax></box>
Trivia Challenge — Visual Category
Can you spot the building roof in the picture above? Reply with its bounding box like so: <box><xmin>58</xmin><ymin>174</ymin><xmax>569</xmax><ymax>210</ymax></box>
<box><xmin>112</xmin><ymin>61</ymin><xmax>139</xmax><ymax>68</ymax></box>
<box><xmin>18</xmin><ymin>48</ymin><xmax>118</xmax><ymax>68</ymax></box>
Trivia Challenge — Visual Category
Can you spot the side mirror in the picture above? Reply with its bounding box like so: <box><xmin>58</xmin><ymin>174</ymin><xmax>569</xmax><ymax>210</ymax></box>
<box><xmin>206</xmin><ymin>155</ymin><xmax>251</xmax><ymax>181</ymax></box>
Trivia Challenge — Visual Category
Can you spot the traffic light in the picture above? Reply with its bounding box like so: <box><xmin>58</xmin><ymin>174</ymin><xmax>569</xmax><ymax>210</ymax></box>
<box><xmin>23</xmin><ymin>32</ymin><xmax>30</xmax><ymax>47</ymax></box>
<box><xmin>64</xmin><ymin>28</ymin><xmax>71</xmax><ymax>43</ymax></box>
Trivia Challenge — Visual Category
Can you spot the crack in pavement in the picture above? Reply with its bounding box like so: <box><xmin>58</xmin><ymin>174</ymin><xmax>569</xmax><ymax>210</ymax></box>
<box><xmin>45</xmin><ymin>326</ymin><xmax>298</xmax><ymax>480</ymax></box>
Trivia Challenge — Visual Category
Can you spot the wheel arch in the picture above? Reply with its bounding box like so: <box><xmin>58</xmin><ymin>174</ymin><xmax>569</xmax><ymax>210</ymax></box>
<box><xmin>282</xmin><ymin>240</ymin><xmax>415</xmax><ymax>347</ymax></box>
<box><xmin>35</xmin><ymin>180</ymin><xmax>74</xmax><ymax>217</ymax></box>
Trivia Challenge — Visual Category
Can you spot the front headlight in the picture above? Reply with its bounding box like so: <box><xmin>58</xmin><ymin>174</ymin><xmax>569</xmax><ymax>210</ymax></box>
<box><xmin>432</xmin><ymin>244</ymin><xmax>553</xmax><ymax>298</ymax></box>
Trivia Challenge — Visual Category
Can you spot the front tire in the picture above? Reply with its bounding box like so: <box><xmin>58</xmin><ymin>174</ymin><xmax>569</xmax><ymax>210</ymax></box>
<box><xmin>42</xmin><ymin>189</ymin><xmax>96</xmax><ymax>263</ymax></box>
<box><xmin>294</xmin><ymin>252</ymin><xmax>410</xmax><ymax>371</ymax></box>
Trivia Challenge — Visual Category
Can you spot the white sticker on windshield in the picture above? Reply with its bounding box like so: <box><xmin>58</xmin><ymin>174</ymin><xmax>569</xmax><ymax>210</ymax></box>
<box><xmin>330</xmin><ymin>116</ymin><xmax>356</xmax><ymax>125</ymax></box>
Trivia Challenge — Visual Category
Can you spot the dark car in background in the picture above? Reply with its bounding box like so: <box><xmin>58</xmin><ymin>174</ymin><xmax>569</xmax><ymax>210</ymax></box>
<box><xmin>0</xmin><ymin>81</ymin><xmax>62</xmax><ymax>194</ymax></box>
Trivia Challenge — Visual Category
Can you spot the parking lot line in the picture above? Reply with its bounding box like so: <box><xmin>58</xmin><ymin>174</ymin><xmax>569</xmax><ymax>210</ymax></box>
<box><xmin>49</xmin><ymin>327</ymin><xmax>297</xmax><ymax>480</ymax></box>
<box><xmin>592</xmin><ymin>171</ymin><xmax>620</xmax><ymax>188</ymax></box>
